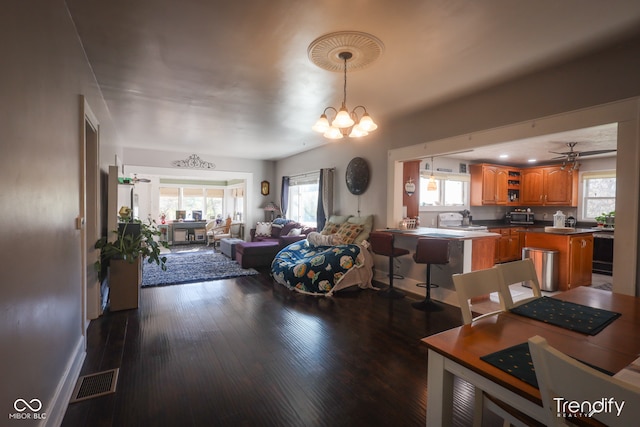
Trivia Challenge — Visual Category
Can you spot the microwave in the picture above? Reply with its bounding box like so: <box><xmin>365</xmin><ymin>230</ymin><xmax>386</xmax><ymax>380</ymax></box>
<box><xmin>510</xmin><ymin>211</ymin><xmax>535</xmax><ymax>225</ymax></box>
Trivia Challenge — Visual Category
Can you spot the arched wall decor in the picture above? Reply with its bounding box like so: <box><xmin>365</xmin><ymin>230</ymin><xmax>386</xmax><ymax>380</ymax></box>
<box><xmin>171</xmin><ymin>154</ymin><xmax>216</xmax><ymax>169</ymax></box>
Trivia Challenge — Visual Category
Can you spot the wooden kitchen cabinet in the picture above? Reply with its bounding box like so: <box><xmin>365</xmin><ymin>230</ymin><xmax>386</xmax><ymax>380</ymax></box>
<box><xmin>520</xmin><ymin>165</ymin><xmax>578</xmax><ymax>206</ymax></box>
<box><xmin>569</xmin><ymin>234</ymin><xmax>594</xmax><ymax>287</ymax></box>
<box><xmin>470</xmin><ymin>164</ymin><xmax>510</xmax><ymax>206</ymax></box>
<box><xmin>489</xmin><ymin>227</ymin><xmax>524</xmax><ymax>263</ymax></box>
<box><xmin>524</xmin><ymin>231</ymin><xmax>593</xmax><ymax>291</ymax></box>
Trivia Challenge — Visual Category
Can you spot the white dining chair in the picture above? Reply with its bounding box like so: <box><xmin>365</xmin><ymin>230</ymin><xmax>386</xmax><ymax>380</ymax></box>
<box><xmin>529</xmin><ymin>335</ymin><xmax>640</xmax><ymax>426</ymax></box>
<box><xmin>453</xmin><ymin>268</ymin><xmax>543</xmax><ymax>427</ymax></box>
<box><xmin>495</xmin><ymin>258</ymin><xmax>542</xmax><ymax>310</ymax></box>
<box><xmin>452</xmin><ymin>267</ymin><xmax>508</xmax><ymax>325</ymax></box>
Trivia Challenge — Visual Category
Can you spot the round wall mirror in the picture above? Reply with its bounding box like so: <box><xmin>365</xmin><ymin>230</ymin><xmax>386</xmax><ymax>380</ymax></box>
<box><xmin>345</xmin><ymin>157</ymin><xmax>370</xmax><ymax>195</ymax></box>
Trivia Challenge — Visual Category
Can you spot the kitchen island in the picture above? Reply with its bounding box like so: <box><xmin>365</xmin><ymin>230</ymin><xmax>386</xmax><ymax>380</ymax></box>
<box><xmin>383</xmin><ymin>227</ymin><xmax>500</xmax><ymax>296</ymax></box>
<box><xmin>522</xmin><ymin>227</ymin><xmax>594</xmax><ymax>291</ymax></box>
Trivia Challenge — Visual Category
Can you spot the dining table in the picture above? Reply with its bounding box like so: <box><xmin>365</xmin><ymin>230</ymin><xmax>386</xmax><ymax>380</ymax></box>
<box><xmin>421</xmin><ymin>286</ymin><xmax>640</xmax><ymax>426</ymax></box>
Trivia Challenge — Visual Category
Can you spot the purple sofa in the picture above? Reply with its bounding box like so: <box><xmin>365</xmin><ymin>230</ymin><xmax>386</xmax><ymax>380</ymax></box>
<box><xmin>237</xmin><ymin>221</ymin><xmax>315</xmax><ymax>269</ymax></box>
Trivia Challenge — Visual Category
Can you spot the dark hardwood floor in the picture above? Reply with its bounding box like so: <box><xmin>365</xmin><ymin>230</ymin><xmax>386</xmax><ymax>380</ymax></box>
<box><xmin>62</xmin><ymin>270</ymin><xmax>503</xmax><ymax>426</ymax></box>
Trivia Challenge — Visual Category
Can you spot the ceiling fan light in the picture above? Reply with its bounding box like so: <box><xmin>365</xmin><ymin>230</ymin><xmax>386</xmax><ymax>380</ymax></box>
<box><xmin>358</xmin><ymin>113</ymin><xmax>378</xmax><ymax>132</ymax></box>
<box><xmin>312</xmin><ymin>114</ymin><xmax>330</xmax><ymax>133</ymax></box>
<box><xmin>333</xmin><ymin>106</ymin><xmax>355</xmax><ymax>128</ymax></box>
<box><xmin>324</xmin><ymin>126</ymin><xmax>344</xmax><ymax>140</ymax></box>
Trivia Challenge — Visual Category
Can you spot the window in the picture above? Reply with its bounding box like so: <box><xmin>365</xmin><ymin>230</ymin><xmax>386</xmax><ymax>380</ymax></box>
<box><xmin>287</xmin><ymin>173</ymin><xmax>319</xmax><ymax>226</ymax></box>
<box><xmin>581</xmin><ymin>170</ymin><xmax>616</xmax><ymax>220</ymax></box>
<box><xmin>419</xmin><ymin>171</ymin><xmax>469</xmax><ymax>209</ymax></box>
<box><xmin>159</xmin><ymin>186</ymin><xmax>229</xmax><ymax>221</ymax></box>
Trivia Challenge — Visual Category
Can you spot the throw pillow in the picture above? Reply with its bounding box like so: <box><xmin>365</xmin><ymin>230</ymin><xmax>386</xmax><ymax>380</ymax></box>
<box><xmin>320</xmin><ymin>222</ymin><xmax>340</xmax><ymax>235</ymax></box>
<box><xmin>347</xmin><ymin>215</ymin><xmax>374</xmax><ymax>244</ymax></box>
<box><xmin>281</xmin><ymin>221</ymin><xmax>301</xmax><ymax>236</ymax></box>
<box><xmin>336</xmin><ymin>223</ymin><xmax>364</xmax><ymax>244</ymax></box>
<box><xmin>327</xmin><ymin>215</ymin><xmax>352</xmax><ymax>225</ymax></box>
<box><xmin>270</xmin><ymin>223</ymin><xmax>283</xmax><ymax>238</ymax></box>
<box><xmin>287</xmin><ymin>228</ymin><xmax>302</xmax><ymax>236</ymax></box>
<box><xmin>255</xmin><ymin>222</ymin><xmax>272</xmax><ymax>237</ymax></box>
<box><xmin>307</xmin><ymin>232</ymin><xmax>341</xmax><ymax>247</ymax></box>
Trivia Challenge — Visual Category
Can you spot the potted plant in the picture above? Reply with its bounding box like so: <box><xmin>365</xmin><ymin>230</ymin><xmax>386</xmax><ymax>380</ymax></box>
<box><xmin>95</xmin><ymin>207</ymin><xmax>168</xmax><ymax>310</ymax></box>
<box><xmin>594</xmin><ymin>214</ymin><xmax>607</xmax><ymax>227</ymax></box>
<box><xmin>605</xmin><ymin>211</ymin><xmax>615</xmax><ymax>228</ymax></box>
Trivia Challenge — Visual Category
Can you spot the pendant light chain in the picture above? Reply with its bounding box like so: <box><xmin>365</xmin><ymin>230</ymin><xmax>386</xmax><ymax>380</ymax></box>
<box><xmin>343</xmin><ymin>54</ymin><xmax>348</xmax><ymax>108</ymax></box>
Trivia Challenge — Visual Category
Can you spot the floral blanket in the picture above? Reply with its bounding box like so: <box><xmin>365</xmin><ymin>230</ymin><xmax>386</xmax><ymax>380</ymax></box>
<box><xmin>271</xmin><ymin>240</ymin><xmax>372</xmax><ymax>296</ymax></box>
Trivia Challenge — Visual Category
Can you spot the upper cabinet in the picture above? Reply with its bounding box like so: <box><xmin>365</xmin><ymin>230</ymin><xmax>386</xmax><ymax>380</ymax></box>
<box><xmin>472</xmin><ymin>163</ymin><xmax>578</xmax><ymax>207</ymax></box>
<box><xmin>521</xmin><ymin>165</ymin><xmax>578</xmax><ymax>206</ymax></box>
<box><xmin>470</xmin><ymin>164</ymin><xmax>519</xmax><ymax>206</ymax></box>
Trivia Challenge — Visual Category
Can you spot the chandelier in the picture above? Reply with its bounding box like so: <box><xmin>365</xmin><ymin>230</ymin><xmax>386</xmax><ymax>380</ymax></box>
<box><xmin>312</xmin><ymin>52</ymin><xmax>378</xmax><ymax>139</ymax></box>
<box><xmin>308</xmin><ymin>31</ymin><xmax>383</xmax><ymax>140</ymax></box>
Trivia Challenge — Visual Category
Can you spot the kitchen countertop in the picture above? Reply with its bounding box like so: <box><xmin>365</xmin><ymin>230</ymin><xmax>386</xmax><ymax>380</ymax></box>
<box><xmin>521</xmin><ymin>227</ymin><xmax>595</xmax><ymax>235</ymax></box>
<box><xmin>384</xmin><ymin>227</ymin><xmax>500</xmax><ymax>240</ymax></box>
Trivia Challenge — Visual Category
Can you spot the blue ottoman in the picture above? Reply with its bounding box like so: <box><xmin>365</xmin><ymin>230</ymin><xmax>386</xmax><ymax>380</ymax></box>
<box><xmin>219</xmin><ymin>238</ymin><xmax>244</xmax><ymax>260</ymax></box>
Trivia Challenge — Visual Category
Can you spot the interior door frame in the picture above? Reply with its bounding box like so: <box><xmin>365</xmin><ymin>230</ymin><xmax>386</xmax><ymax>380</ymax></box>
<box><xmin>80</xmin><ymin>95</ymin><xmax>101</xmax><ymax>333</ymax></box>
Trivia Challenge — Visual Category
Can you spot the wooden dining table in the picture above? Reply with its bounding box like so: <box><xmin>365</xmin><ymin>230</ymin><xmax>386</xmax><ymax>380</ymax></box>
<box><xmin>421</xmin><ymin>286</ymin><xmax>640</xmax><ymax>426</ymax></box>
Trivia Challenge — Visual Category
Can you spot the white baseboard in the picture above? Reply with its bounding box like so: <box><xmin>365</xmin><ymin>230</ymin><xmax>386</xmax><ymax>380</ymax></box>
<box><xmin>41</xmin><ymin>335</ymin><xmax>86</xmax><ymax>427</ymax></box>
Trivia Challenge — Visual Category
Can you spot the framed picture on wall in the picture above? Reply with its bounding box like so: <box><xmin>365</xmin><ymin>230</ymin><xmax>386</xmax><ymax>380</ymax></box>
<box><xmin>261</xmin><ymin>180</ymin><xmax>270</xmax><ymax>196</ymax></box>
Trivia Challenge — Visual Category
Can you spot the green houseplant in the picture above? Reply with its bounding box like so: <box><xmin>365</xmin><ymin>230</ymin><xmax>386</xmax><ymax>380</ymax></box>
<box><xmin>94</xmin><ymin>208</ymin><xmax>168</xmax><ymax>310</ymax></box>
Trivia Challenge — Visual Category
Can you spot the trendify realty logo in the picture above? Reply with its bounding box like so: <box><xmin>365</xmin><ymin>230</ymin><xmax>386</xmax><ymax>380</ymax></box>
<box><xmin>554</xmin><ymin>397</ymin><xmax>624</xmax><ymax>418</ymax></box>
<box><xmin>8</xmin><ymin>398</ymin><xmax>46</xmax><ymax>420</ymax></box>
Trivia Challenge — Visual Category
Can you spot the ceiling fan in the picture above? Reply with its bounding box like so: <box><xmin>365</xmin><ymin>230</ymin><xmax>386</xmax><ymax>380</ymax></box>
<box><xmin>121</xmin><ymin>174</ymin><xmax>151</xmax><ymax>185</ymax></box>
<box><xmin>549</xmin><ymin>142</ymin><xmax>617</xmax><ymax>171</ymax></box>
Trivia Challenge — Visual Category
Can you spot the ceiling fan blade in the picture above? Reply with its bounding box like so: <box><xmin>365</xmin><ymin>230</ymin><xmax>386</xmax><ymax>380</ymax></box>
<box><xmin>549</xmin><ymin>150</ymin><xmax>572</xmax><ymax>156</ymax></box>
<box><xmin>576</xmin><ymin>149</ymin><xmax>617</xmax><ymax>157</ymax></box>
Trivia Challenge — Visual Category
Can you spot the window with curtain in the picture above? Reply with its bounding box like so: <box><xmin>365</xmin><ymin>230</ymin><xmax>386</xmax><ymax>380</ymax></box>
<box><xmin>419</xmin><ymin>171</ymin><xmax>470</xmax><ymax>209</ymax></box>
<box><xmin>581</xmin><ymin>170</ymin><xmax>616</xmax><ymax>220</ymax></box>
<box><xmin>287</xmin><ymin>172</ymin><xmax>319</xmax><ymax>227</ymax></box>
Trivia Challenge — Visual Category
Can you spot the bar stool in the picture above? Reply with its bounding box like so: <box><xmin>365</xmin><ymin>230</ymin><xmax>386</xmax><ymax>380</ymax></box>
<box><xmin>412</xmin><ymin>238</ymin><xmax>450</xmax><ymax>311</ymax></box>
<box><xmin>369</xmin><ymin>231</ymin><xmax>410</xmax><ymax>299</ymax></box>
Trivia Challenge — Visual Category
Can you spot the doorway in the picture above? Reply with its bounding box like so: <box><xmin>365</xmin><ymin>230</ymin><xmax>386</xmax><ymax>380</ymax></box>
<box><xmin>80</xmin><ymin>96</ymin><xmax>101</xmax><ymax>330</ymax></box>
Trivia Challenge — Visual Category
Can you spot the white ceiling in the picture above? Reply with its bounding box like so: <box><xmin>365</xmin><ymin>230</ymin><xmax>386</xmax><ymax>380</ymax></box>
<box><xmin>66</xmin><ymin>1</ymin><xmax>640</xmax><ymax>161</ymax></box>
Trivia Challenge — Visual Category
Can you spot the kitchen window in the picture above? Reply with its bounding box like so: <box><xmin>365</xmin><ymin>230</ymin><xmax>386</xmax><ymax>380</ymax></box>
<box><xmin>419</xmin><ymin>171</ymin><xmax>470</xmax><ymax>210</ymax></box>
<box><xmin>581</xmin><ymin>170</ymin><xmax>616</xmax><ymax>220</ymax></box>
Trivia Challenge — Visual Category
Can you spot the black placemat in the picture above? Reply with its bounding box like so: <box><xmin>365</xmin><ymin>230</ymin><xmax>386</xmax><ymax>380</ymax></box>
<box><xmin>480</xmin><ymin>342</ymin><xmax>615</xmax><ymax>389</ymax></box>
<box><xmin>510</xmin><ymin>296</ymin><xmax>621</xmax><ymax>335</ymax></box>
<box><xmin>480</xmin><ymin>342</ymin><xmax>539</xmax><ymax>388</ymax></box>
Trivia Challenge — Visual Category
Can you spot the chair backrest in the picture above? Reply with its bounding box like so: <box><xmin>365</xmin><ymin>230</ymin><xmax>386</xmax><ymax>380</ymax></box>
<box><xmin>368</xmin><ymin>231</ymin><xmax>394</xmax><ymax>257</ymax></box>
<box><xmin>528</xmin><ymin>335</ymin><xmax>640</xmax><ymax>426</ymax></box>
<box><xmin>413</xmin><ymin>238</ymin><xmax>450</xmax><ymax>265</ymax></box>
<box><xmin>495</xmin><ymin>258</ymin><xmax>542</xmax><ymax>309</ymax></box>
<box><xmin>452</xmin><ymin>267</ymin><xmax>506</xmax><ymax>325</ymax></box>
<box><xmin>229</xmin><ymin>223</ymin><xmax>243</xmax><ymax>238</ymax></box>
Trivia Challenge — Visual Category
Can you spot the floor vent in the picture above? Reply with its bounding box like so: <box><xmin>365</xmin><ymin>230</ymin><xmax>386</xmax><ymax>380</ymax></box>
<box><xmin>70</xmin><ymin>368</ymin><xmax>119</xmax><ymax>403</ymax></box>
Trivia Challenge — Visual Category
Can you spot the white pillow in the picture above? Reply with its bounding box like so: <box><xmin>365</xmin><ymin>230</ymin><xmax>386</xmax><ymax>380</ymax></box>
<box><xmin>255</xmin><ymin>222</ymin><xmax>272</xmax><ymax>237</ymax></box>
<box><xmin>307</xmin><ymin>232</ymin><xmax>340</xmax><ymax>246</ymax></box>
<box><xmin>287</xmin><ymin>228</ymin><xmax>302</xmax><ymax>236</ymax></box>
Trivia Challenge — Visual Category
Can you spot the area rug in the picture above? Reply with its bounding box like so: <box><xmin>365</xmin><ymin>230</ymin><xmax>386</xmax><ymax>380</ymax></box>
<box><xmin>142</xmin><ymin>252</ymin><xmax>259</xmax><ymax>287</ymax></box>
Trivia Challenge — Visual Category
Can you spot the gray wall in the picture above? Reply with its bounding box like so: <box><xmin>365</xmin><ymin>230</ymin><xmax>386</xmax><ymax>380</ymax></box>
<box><xmin>0</xmin><ymin>1</ymin><xmax>119</xmax><ymax>424</ymax></box>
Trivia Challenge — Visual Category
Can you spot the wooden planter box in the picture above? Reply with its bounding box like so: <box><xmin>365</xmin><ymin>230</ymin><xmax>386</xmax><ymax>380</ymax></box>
<box><xmin>108</xmin><ymin>257</ymin><xmax>142</xmax><ymax>311</ymax></box>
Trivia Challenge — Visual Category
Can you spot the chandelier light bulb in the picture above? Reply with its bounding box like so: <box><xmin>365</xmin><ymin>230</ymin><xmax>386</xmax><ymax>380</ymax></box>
<box><xmin>323</xmin><ymin>126</ymin><xmax>344</xmax><ymax>139</ymax></box>
<box><xmin>349</xmin><ymin>125</ymin><xmax>368</xmax><ymax>138</ymax></box>
<box><xmin>333</xmin><ymin>105</ymin><xmax>355</xmax><ymax>128</ymax></box>
<box><xmin>312</xmin><ymin>114</ymin><xmax>330</xmax><ymax>133</ymax></box>
<box><xmin>358</xmin><ymin>113</ymin><xmax>378</xmax><ymax>132</ymax></box>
